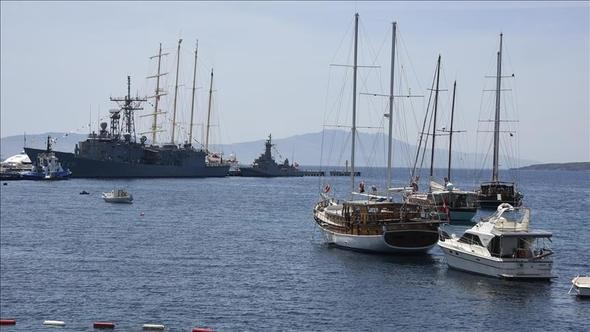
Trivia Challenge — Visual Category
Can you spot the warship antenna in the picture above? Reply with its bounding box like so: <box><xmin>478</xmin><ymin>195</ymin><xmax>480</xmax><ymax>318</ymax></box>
<box><xmin>188</xmin><ymin>40</ymin><xmax>199</xmax><ymax>147</ymax></box>
<box><xmin>89</xmin><ymin>104</ymin><xmax>92</xmax><ymax>134</ymax></box>
<box><xmin>171</xmin><ymin>38</ymin><xmax>183</xmax><ymax>145</ymax></box>
<box><xmin>205</xmin><ymin>67</ymin><xmax>214</xmax><ymax>152</ymax></box>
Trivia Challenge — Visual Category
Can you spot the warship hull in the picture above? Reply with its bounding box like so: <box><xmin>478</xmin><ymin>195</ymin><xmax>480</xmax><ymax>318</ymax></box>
<box><xmin>25</xmin><ymin>148</ymin><xmax>229</xmax><ymax>178</ymax></box>
<box><xmin>239</xmin><ymin>166</ymin><xmax>303</xmax><ymax>177</ymax></box>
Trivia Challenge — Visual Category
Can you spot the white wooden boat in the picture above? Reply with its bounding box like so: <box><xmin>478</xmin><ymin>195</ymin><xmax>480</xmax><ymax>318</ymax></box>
<box><xmin>314</xmin><ymin>198</ymin><xmax>445</xmax><ymax>253</ymax></box>
<box><xmin>569</xmin><ymin>276</ymin><xmax>590</xmax><ymax>297</ymax></box>
<box><xmin>313</xmin><ymin>15</ymin><xmax>445</xmax><ymax>254</ymax></box>
<box><xmin>438</xmin><ymin>203</ymin><xmax>555</xmax><ymax>280</ymax></box>
<box><xmin>102</xmin><ymin>188</ymin><xmax>133</xmax><ymax>203</ymax></box>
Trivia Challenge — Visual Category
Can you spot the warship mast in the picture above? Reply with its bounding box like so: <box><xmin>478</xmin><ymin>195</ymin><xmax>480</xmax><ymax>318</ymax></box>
<box><xmin>110</xmin><ymin>76</ymin><xmax>146</xmax><ymax>143</ymax></box>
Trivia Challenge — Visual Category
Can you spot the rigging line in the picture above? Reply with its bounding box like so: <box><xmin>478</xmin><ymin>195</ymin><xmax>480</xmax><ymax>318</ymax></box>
<box><xmin>336</xmin><ymin>132</ymin><xmax>352</xmax><ymax>170</ymax></box>
<box><xmin>411</xmin><ymin>60</ymin><xmax>437</xmax><ymax>181</ymax></box>
<box><xmin>329</xmin><ymin>17</ymin><xmax>355</xmax><ymax>65</ymax></box>
<box><xmin>362</xmin><ymin>19</ymin><xmax>389</xmax><ymax>100</ymax></box>
<box><xmin>397</xmin><ymin>65</ymin><xmax>419</xmax><ymax>170</ymax></box>
<box><xmin>331</xmin><ymin>45</ymin><xmax>353</xmax><ymax>128</ymax></box>
<box><xmin>397</xmin><ymin>29</ymin><xmax>424</xmax><ymax>94</ymax></box>
<box><xmin>419</xmin><ymin>92</ymin><xmax>435</xmax><ymax>176</ymax></box>
<box><xmin>319</xmin><ymin>65</ymin><xmax>336</xmax><ymax>188</ymax></box>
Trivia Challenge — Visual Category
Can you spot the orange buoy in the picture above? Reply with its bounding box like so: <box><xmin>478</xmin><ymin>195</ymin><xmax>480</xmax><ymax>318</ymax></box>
<box><xmin>192</xmin><ymin>328</ymin><xmax>213</xmax><ymax>332</ymax></box>
<box><xmin>94</xmin><ymin>321</ymin><xmax>116</xmax><ymax>329</ymax></box>
<box><xmin>0</xmin><ymin>319</ymin><xmax>16</xmax><ymax>325</ymax></box>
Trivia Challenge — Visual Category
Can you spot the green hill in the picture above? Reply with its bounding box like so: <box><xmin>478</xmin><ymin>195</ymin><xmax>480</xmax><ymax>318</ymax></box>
<box><xmin>515</xmin><ymin>162</ymin><xmax>590</xmax><ymax>171</ymax></box>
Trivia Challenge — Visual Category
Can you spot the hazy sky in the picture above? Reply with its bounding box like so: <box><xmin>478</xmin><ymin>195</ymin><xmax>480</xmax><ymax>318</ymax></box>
<box><xmin>1</xmin><ymin>1</ymin><xmax>588</xmax><ymax>163</ymax></box>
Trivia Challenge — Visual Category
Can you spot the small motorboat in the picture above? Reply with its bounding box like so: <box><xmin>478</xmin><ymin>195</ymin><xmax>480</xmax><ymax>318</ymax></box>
<box><xmin>102</xmin><ymin>188</ymin><xmax>133</xmax><ymax>203</ymax></box>
<box><xmin>80</xmin><ymin>190</ymin><xmax>90</xmax><ymax>195</ymax></box>
<box><xmin>20</xmin><ymin>136</ymin><xmax>72</xmax><ymax>180</ymax></box>
<box><xmin>569</xmin><ymin>276</ymin><xmax>590</xmax><ymax>297</ymax></box>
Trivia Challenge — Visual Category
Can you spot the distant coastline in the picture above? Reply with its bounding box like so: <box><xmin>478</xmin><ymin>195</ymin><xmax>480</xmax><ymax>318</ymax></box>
<box><xmin>514</xmin><ymin>162</ymin><xmax>590</xmax><ymax>171</ymax></box>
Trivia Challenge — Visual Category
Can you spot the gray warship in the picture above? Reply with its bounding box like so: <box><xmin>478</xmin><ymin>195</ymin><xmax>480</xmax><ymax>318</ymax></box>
<box><xmin>25</xmin><ymin>76</ymin><xmax>229</xmax><ymax>178</ymax></box>
<box><xmin>239</xmin><ymin>134</ymin><xmax>303</xmax><ymax>177</ymax></box>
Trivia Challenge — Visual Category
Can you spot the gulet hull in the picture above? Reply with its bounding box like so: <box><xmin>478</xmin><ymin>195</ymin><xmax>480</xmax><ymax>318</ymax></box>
<box><xmin>317</xmin><ymin>226</ymin><xmax>437</xmax><ymax>253</ymax></box>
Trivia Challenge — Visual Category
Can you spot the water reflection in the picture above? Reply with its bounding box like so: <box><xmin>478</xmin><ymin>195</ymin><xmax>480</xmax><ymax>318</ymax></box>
<box><xmin>443</xmin><ymin>267</ymin><xmax>552</xmax><ymax>302</ymax></box>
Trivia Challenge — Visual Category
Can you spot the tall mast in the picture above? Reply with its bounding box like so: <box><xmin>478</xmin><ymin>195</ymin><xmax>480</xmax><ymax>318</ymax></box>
<box><xmin>350</xmin><ymin>13</ymin><xmax>359</xmax><ymax>194</ymax></box>
<box><xmin>492</xmin><ymin>33</ymin><xmax>503</xmax><ymax>182</ymax></box>
<box><xmin>150</xmin><ymin>43</ymin><xmax>167</xmax><ymax>145</ymax></box>
<box><xmin>171</xmin><ymin>38</ymin><xmax>182</xmax><ymax>145</ymax></box>
<box><xmin>205</xmin><ymin>68</ymin><xmax>214</xmax><ymax>152</ymax></box>
<box><xmin>188</xmin><ymin>40</ymin><xmax>199</xmax><ymax>147</ymax></box>
<box><xmin>447</xmin><ymin>80</ymin><xmax>456</xmax><ymax>181</ymax></box>
<box><xmin>386</xmin><ymin>22</ymin><xmax>397</xmax><ymax>191</ymax></box>
<box><xmin>429</xmin><ymin>55</ymin><xmax>441</xmax><ymax>191</ymax></box>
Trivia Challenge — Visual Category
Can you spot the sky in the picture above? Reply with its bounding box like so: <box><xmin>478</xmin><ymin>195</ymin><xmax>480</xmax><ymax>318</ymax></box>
<box><xmin>1</xmin><ymin>1</ymin><xmax>588</xmax><ymax>164</ymax></box>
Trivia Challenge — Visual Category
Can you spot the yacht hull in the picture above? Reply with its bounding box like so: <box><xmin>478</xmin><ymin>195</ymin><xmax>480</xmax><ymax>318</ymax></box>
<box><xmin>438</xmin><ymin>242</ymin><xmax>554</xmax><ymax>279</ymax></box>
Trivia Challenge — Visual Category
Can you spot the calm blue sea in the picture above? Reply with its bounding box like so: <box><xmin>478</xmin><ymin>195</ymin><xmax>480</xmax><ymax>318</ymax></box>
<box><xmin>1</xmin><ymin>168</ymin><xmax>589</xmax><ymax>331</ymax></box>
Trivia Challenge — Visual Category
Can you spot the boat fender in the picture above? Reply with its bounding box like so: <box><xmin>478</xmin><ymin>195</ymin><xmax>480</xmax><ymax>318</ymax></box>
<box><xmin>143</xmin><ymin>323</ymin><xmax>165</xmax><ymax>330</ymax></box>
<box><xmin>43</xmin><ymin>320</ymin><xmax>66</xmax><ymax>326</ymax></box>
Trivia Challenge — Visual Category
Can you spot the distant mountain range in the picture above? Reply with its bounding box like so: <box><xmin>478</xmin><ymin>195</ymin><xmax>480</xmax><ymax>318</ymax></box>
<box><xmin>1</xmin><ymin>130</ymin><xmax>538</xmax><ymax>169</ymax></box>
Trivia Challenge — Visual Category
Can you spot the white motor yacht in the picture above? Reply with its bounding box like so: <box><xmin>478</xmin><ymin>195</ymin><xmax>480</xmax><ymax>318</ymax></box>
<box><xmin>438</xmin><ymin>203</ymin><xmax>555</xmax><ymax>280</ymax></box>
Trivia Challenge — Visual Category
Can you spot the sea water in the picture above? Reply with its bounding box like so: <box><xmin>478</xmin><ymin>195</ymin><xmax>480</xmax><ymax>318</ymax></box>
<box><xmin>1</xmin><ymin>168</ymin><xmax>589</xmax><ymax>330</ymax></box>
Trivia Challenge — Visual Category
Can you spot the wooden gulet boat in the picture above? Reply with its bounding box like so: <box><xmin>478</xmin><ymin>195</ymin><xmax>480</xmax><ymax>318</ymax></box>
<box><xmin>313</xmin><ymin>14</ymin><xmax>445</xmax><ymax>254</ymax></box>
<box><xmin>314</xmin><ymin>199</ymin><xmax>445</xmax><ymax>253</ymax></box>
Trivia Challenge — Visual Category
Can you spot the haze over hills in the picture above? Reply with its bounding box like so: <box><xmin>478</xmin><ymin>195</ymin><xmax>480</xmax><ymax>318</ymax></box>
<box><xmin>1</xmin><ymin>130</ymin><xmax>538</xmax><ymax>169</ymax></box>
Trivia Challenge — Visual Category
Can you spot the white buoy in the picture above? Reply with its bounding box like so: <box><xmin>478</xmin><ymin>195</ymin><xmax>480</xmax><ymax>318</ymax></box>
<box><xmin>143</xmin><ymin>323</ymin><xmax>165</xmax><ymax>330</ymax></box>
<box><xmin>43</xmin><ymin>320</ymin><xmax>66</xmax><ymax>326</ymax></box>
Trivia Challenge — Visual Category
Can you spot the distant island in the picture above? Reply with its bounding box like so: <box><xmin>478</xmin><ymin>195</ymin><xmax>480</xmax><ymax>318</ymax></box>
<box><xmin>514</xmin><ymin>162</ymin><xmax>590</xmax><ymax>171</ymax></box>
